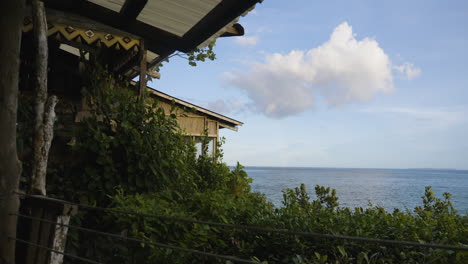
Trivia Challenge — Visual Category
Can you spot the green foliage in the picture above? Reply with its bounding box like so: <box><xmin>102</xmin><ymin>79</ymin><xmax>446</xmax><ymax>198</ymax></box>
<box><xmin>194</xmin><ymin>134</ymin><xmax>231</xmax><ymax>192</ymax></box>
<box><xmin>268</xmin><ymin>185</ymin><xmax>467</xmax><ymax>263</ymax></box>
<box><xmin>154</xmin><ymin>40</ymin><xmax>217</xmax><ymax>72</ymax></box>
<box><xmin>186</xmin><ymin>40</ymin><xmax>217</xmax><ymax>67</ymax></box>
<box><xmin>45</xmin><ymin>68</ymin><xmax>198</xmax><ymax>205</ymax></box>
<box><xmin>36</xmin><ymin>65</ymin><xmax>263</xmax><ymax>263</ymax></box>
<box><xmin>228</xmin><ymin>162</ymin><xmax>252</xmax><ymax>197</ymax></box>
<box><xmin>16</xmin><ymin>64</ymin><xmax>467</xmax><ymax>263</ymax></box>
<box><xmin>110</xmin><ymin>182</ymin><xmax>467</xmax><ymax>263</ymax></box>
<box><xmin>111</xmin><ymin>189</ymin><xmax>272</xmax><ymax>263</ymax></box>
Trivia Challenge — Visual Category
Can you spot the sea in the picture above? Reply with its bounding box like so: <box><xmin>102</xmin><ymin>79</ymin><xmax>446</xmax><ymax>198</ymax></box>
<box><xmin>244</xmin><ymin>167</ymin><xmax>468</xmax><ymax>214</ymax></box>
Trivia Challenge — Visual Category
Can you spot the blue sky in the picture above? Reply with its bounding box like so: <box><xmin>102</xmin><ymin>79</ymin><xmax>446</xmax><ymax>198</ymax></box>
<box><xmin>151</xmin><ymin>0</ymin><xmax>468</xmax><ymax>169</ymax></box>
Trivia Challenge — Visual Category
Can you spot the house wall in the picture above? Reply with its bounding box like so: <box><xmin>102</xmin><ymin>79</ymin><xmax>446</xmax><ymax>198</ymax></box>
<box><xmin>156</xmin><ymin>100</ymin><xmax>219</xmax><ymax>155</ymax></box>
<box><xmin>156</xmin><ymin>100</ymin><xmax>219</xmax><ymax>138</ymax></box>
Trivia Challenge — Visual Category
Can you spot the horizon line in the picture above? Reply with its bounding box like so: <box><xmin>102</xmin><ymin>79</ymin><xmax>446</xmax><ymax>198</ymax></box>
<box><xmin>228</xmin><ymin>165</ymin><xmax>468</xmax><ymax>171</ymax></box>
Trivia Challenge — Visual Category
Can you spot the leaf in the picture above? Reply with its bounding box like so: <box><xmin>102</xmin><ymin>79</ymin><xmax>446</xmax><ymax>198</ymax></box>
<box><xmin>357</xmin><ymin>252</ymin><xmax>369</xmax><ymax>264</ymax></box>
<box><xmin>337</xmin><ymin>245</ymin><xmax>347</xmax><ymax>257</ymax></box>
<box><xmin>219</xmin><ymin>215</ymin><xmax>229</xmax><ymax>223</ymax></box>
<box><xmin>314</xmin><ymin>252</ymin><xmax>321</xmax><ymax>259</ymax></box>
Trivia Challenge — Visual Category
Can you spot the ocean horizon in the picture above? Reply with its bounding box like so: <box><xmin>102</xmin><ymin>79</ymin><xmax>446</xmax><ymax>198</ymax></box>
<box><xmin>243</xmin><ymin>166</ymin><xmax>468</xmax><ymax>214</ymax></box>
<box><xmin>241</xmin><ymin>165</ymin><xmax>467</xmax><ymax>171</ymax></box>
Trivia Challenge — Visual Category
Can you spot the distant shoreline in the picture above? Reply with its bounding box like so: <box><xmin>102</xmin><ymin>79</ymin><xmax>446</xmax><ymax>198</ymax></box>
<box><xmin>235</xmin><ymin>166</ymin><xmax>468</xmax><ymax>172</ymax></box>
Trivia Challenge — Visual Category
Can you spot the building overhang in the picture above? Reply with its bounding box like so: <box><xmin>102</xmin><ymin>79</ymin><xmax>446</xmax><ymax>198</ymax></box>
<box><xmin>41</xmin><ymin>0</ymin><xmax>261</xmax><ymax>73</ymax></box>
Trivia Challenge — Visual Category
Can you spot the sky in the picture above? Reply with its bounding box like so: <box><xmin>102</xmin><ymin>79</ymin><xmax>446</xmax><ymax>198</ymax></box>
<box><xmin>151</xmin><ymin>0</ymin><xmax>468</xmax><ymax>169</ymax></box>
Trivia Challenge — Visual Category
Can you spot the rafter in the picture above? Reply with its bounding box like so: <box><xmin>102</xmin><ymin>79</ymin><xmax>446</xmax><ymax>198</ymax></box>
<box><xmin>120</xmin><ymin>0</ymin><xmax>148</xmax><ymax>21</ymax></box>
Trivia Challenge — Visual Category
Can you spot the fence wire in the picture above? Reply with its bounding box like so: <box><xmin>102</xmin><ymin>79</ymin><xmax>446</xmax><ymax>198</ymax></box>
<box><xmin>15</xmin><ymin>192</ymin><xmax>468</xmax><ymax>252</ymax></box>
<box><xmin>8</xmin><ymin>237</ymin><xmax>102</xmax><ymax>264</ymax></box>
<box><xmin>14</xmin><ymin>213</ymin><xmax>259</xmax><ymax>264</ymax></box>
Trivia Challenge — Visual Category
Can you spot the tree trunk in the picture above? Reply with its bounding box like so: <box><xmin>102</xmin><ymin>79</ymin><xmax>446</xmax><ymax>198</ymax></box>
<box><xmin>0</xmin><ymin>0</ymin><xmax>25</xmax><ymax>263</ymax></box>
<box><xmin>32</xmin><ymin>96</ymin><xmax>58</xmax><ymax>195</ymax></box>
<box><xmin>31</xmin><ymin>0</ymin><xmax>50</xmax><ymax>196</ymax></box>
<box><xmin>138</xmin><ymin>39</ymin><xmax>147</xmax><ymax>102</ymax></box>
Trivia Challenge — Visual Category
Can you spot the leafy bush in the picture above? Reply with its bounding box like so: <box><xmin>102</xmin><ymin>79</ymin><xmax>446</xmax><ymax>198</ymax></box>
<box><xmin>111</xmin><ymin>184</ymin><xmax>467</xmax><ymax>263</ymax></box>
<box><xmin>17</xmin><ymin>66</ymin><xmax>467</xmax><ymax>263</ymax></box>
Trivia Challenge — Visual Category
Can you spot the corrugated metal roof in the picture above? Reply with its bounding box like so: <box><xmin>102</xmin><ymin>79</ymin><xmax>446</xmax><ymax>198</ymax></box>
<box><xmin>66</xmin><ymin>0</ymin><xmax>259</xmax><ymax>75</ymax></box>
<box><xmin>137</xmin><ymin>0</ymin><xmax>221</xmax><ymax>37</ymax></box>
<box><xmin>88</xmin><ymin>0</ymin><xmax>125</xmax><ymax>12</ymax></box>
<box><xmin>89</xmin><ymin>0</ymin><xmax>222</xmax><ymax>37</ymax></box>
<box><xmin>85</xmin><ymin>0</ymin><xmax>259</xmax><ymax>52</ymax></box>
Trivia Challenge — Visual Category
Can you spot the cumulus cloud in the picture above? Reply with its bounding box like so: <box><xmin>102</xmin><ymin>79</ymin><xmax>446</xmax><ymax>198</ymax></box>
<box><xmin>394</xmin><ymin>62</ymin><xmax>421</xmax><ymax>80</ymax></box>
<box><xmin>234</xmin><ymin>36</ymin><xmax>258</xmax><ymax>46</ymax></box>
<box><xmin>224</xmin><ymin>22</ymin><xmax>420</xmax><ymax>118</ymax></box>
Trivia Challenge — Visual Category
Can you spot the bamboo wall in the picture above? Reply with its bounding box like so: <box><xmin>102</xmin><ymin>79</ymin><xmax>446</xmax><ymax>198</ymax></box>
<box><xmin>157</xmin><ymin>100</ymin><xmax>219</xmax><ymax>138</ymax></box>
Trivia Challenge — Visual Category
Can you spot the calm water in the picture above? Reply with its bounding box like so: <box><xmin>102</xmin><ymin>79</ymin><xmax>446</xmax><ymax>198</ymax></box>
<box><xmin>245</xmin><ymin>167</ymin><xmax>468</xmax><ymax>214</ymax></box>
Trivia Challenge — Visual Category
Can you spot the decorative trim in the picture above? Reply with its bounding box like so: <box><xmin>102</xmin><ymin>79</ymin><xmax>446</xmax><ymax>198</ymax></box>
<box><xmin>23</xmin><ymin>16</ymin><xmax>140</xmax><ymax>51</ymax></box>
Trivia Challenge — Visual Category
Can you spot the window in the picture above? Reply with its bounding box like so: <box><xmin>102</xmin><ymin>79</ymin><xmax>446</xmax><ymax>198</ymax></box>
<box><xmin>192</xmin><ymin>137</ymin><xmax>216</xmax><ymax>157</ymax></box>
<box><xmin>207</xmin><ymin>137</ymin><xmax>215</xmax><ymax>156</ymax></box>
<box><xmin>195</xmin><ymin>140</ymin><xmax>203</xmax><ymax>157</ymax></box>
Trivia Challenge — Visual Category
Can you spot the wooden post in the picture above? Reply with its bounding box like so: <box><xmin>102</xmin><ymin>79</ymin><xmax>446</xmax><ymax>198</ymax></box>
<box><xmin>0</xmin><ymin>0</ymin><xmax>25</xmax><ymax>263</ymax></box>
<box><xmin>31</xmin><ymin>0</ymin><xmax>57</xmax><ymax>196</ymax></box>
<box><xmin>49</xmin><ymin>216</ymin><xmax>70</xmax><ymax>264</ymax></box>
<box><xmin>138</xmin><ymin>39</ymin><xmax>147</xmax><ymax>101</ymax></box>
<box><xmin>31</xmin><ymin>96</ymin><xmax>58</xmax><ymax>195</ymax></box>
<box><xmin>49</xmin><ymin>203</ymin><xmax>76</xmax><ymax>264</ymax></box>
<box><xmin>29</xmin><ymin>2</ymin><xmax>64</xmax><ymax>262</ymax></box>
<box><xmin>22</xmin><ymin>196</ymin><xmax>78</xmax><ymax>264</ymax></box>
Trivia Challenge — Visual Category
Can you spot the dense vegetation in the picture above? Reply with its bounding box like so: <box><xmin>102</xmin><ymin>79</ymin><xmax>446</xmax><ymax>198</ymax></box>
<box><xmin>17</xmin><ymin>67</ymin><xmax>467</xmax><ymax>263</ymax></box>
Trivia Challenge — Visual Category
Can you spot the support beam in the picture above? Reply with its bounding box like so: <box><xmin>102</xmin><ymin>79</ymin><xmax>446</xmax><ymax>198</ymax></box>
<box><xmin>31</xmin><ymin>96</ymin><xmax>58</xmax><ymax>195</ymax></box>
<box><xmin>220</xmin><ymin>23</ymin><xmax>245</xmax><ymax>37</ymax></box>
<box><xmin>31</xmin><ymin>0</ymin><xmax>50</xmax><ymax>196</ymax></box>
<box><xmin>120</xmin><ymin>0</ymin><xmax>148</xmax><ymax>21</ymax></box>
<box><xmin>138</xmin><ymin>39</ymin><xmax>147</xmax><ymax>101</ymax></box>
<box><xmin>147</xmin><ymin>71</ymin><xmax>161</xmax><ymax>80</ymax></box>
<box><xmin>0</xmin><ymin>0</ymin><xmax>25</xmax><ymax>263</ymax></box>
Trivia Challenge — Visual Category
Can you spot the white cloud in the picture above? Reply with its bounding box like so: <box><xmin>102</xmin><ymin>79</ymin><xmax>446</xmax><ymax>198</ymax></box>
<box><xmin>234</xmin><ymin>36</ymin><xmax>258</xmax><ymax>46</ymax></box>
<box><xmin>224</xmin><ymin>22</ymin><xmax>420</xmax><ymax>118</ymax></box>
<box><xmin>361</xmin><ymin>106</ymin><xmax>467</xmax><ymax>130</ymax></box>
<box><xmin>394</xmin><ymin>62</ymin><xmax>421</xmax><ymax>80</ymax></box>
<box><xmin>256</xmin><ymin>26</ymin><xmax>272</xmax><ymax>33</ymax></box>
<box><xmin>204</xmin><ymin>99</ymin><xmax>251</xmax><ymax>115</ymax></box>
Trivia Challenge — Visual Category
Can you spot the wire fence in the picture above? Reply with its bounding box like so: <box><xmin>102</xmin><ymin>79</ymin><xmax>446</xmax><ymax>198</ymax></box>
<box><xmin>8</xmin><ymin>237</ymin><xmax>102</xmax><ymax>264</ymax></box>
<box><xmin>15</xmin><ymin>192</ymin><xmax>468</xmax><ymax>252</ymax></box>
<box><xmin>11</xmin><ymin>191</ymin><xmax>468</xmax><ymax>264</ymax></box>
<box><xmin>13</xmin><ymin>213</ymin><xmax>259</xmax><ymax>264</ymax></box>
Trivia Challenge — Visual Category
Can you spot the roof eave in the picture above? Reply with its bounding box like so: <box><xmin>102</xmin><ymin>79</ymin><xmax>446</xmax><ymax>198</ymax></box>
<box><xmin>146</xmin><ymin>87</ymin><xmax>243</xmax><ymax>128</ymax></box>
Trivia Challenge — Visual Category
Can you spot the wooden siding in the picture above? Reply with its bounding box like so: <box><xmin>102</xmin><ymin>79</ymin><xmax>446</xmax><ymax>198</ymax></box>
<box><xmin>207</xmin><ymin>120</ymin><xmax>217</xmax><ymax>137</ymax></box>
<box><xmin>157</xmin><ymin>100</ymin><xmax>220</xmax><ymax>138</ymax></box>
<box><xmin>178</xmin><ymin>116</ymin><xmax>206</xmax><ymax>136</ymax></box>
